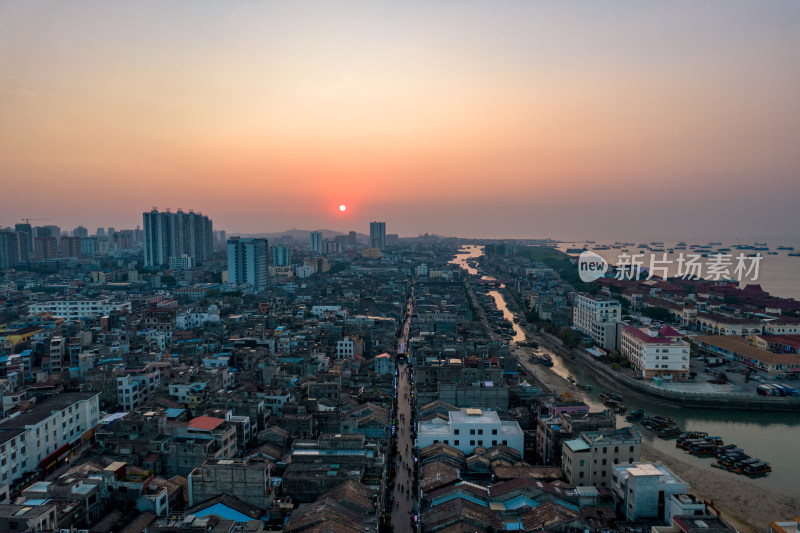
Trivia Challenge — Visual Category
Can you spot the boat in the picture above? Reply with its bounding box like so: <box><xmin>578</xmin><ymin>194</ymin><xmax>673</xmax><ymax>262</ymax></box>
<box><xmin>576</xmin><ymin>384</ymin><xmax>592</xmax><ymax>391</ymax></box>
<box><xmin>567</xmin><ymin>376</ymin><xmax>576</xmax><ymax>384</ymax></box>
<box><xmin>599</xmin><ymin>391</ymin><xmax>624</xmax><ymax>403</ymax></box>
<box><xmin>768</xmin><ymin>252</ymin><xmax>778</xmax><ymax>255</ymax></box>
<box><xmin>740</xmin><ymin>462</ymin><xmax>772</xmax><ymax>475</ymax></box>
<box><xmin>657</xmin><ymin>427</ymin><xmax>682</xmax><ymax>438</ymax></box>
<box><xmin>789</xmin><ymin>253</ymin><xmax>800</xmax><ymax>257</ymax></box>
<box><xmin>777</xmin><ymin>246</ymin><xmax>794</xmax><ymax>250</ymax></box>
<box><xmin>625</xmin><ymin>409</ymin><xmax>645</xmax><ymax>422</ymax></box>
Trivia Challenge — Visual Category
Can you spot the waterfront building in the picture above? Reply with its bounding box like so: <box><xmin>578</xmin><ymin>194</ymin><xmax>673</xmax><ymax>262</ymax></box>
<box><xmin>561</xmin><ymin>426</ymin><xmax>642</xmax><ymax>487</ymax></box>
<box><xmin>620</xmin><ymin>325</ymin><xmax>690</xmax><ymax>380</ymax></box>
<box><xmin>695</xmin><ymin>335</ymin><xmax>800</xmax><ymax>376</ymax></box>
<box><xmin>572</xmin><ymin>293</ymin><xmax>621</xmax><ymax>350</ymax></box>
<box><xmin>611</xmin><ymin>462</ymin><xmax>689</xmax><ymax>521</ymax></box>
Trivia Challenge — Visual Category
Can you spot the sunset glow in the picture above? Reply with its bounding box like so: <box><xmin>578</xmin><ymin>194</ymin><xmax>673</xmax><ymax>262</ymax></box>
<box><xmin>1</xmin><ymin>2</ymin><xmax>798</xmax><ymax>240</ymax></box>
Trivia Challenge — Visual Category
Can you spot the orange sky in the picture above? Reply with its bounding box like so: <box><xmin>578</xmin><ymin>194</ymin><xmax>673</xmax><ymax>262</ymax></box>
<box><xmin>1</xmin><ymin>2</ymin><xmax>799</xmax><ymax>239</ymax></box>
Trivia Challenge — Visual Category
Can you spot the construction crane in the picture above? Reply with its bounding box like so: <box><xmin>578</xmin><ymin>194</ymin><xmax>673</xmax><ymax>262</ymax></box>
<box><xmin>20</xmin><ymin>218</ymin><xmax>50</xmax><ymax>224</ymax></box>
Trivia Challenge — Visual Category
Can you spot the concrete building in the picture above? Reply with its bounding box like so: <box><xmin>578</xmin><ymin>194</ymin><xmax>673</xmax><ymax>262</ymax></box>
<box><xmin>188</xmin><ymin>458</ymin><xmax>273</xmax><ymax>509</ymax></box>
<box><xmin>611</xmin><ymin>462</ymin><xmax>689</xmax><ymax>521</ymax></box>
<box><xmin>620</xmin><ymin>325</ymin><xmax>690</xmax><ymax>380</ymax></box>
<box><xmin>143</xmin><ymin>209</ymin><xmax>213</xmax><ymax>267</ymax></box>
<box><xmin>272</xmin><ymin>245</ymin><xmax>291</xmax><ymax>267</ymax></box>
<box><xmin>369</xmin><ymin>221</ymin><xmax>386</xmax><ymax>251</ymax></box>
<box><xmin>33</xmin><ymin>236</ymin><xmax>58</xmax><ymax>260</ymax></box>
<box><xmin>310</xmin><ymin>231</ymin><xmax>322</xmax><ymax>254</ymax></box>
<box><xmin>60</xmin><ymin>236</ymin><xmax>82</xmax><ymax>258</ymax></box>
<box><xmin>169</xmin><ymin>254</ymin><xmax>195</xmax><ymax>270</ymax></box>
<box><xmin>417</xmin><ymin>408</ymin><xmax>524</xmax><ymax>456</ymax></box>
<box><xmin>227</xmin><ymin>238</ymin><xmax>269</xmax><ymax>291</ymax></box>
<box><xmin>572</xmin><ymin>293</ymin><xmax>622</xmax><ymax>350</ymax></box>
<box><xmin>0</xmin><ymin>392</ymin><xmax>100</xmax><ymax>485</ymax></box>
<box><xmin>561</xmin><ymin>426</ymin><xmax>642</xmax><ymax>487</ymax></box>
<box><xmin>0</xmin><ymin>230</ymin><xmax>21</xmax><ymax>268</ymax></box>
<box><xmin>29</xmin><ymin>298</ymin><xmax>132</xmax><ymax>320</ymax></box>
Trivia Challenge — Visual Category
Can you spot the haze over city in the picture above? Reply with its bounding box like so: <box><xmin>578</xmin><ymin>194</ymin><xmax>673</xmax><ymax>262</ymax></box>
<box><xmin>2</xmin><ymin>1</ymin><xmax>800</xmax><ymax>241</ymax></box>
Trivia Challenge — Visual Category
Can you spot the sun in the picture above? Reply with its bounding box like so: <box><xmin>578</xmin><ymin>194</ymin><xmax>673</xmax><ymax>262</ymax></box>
<box><xmin>339</xmin><ymin>204</ymin><xmax>347</xmax><ymax>212</ymax></box>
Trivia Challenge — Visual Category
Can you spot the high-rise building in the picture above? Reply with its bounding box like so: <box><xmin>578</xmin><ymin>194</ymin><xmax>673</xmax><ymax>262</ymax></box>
<box><xmin>310</xmin><ymin>231</ymin><xmax>322</xmax><ymax>254</ymax></box>
<box><xmin>370</xmin><ymin>221</ymin><xmax>386</xmax><ymax>250</ymax></box>
<box><xmin>96</xmin><ymin>228</ymin><xmax>106</xmax><ymax>237</ymax></box>
<box><xmin>60</xmin><ymin>236</ymin><xmax>83</xmax><ymax>258</ymax></box>
<box><xmin>143</xmin><ymin>209</ymin><xmax>213</xmax><ymax>267</ymax></box>
<box><xmin>34</xmin><ymin>237</ymin><xmax>58</xmax><ymax>260</ymax></box>
<box><xmin>273</xmin><ymin>245</ymin><xmax>291</xmax><ymax>267</ymax></box>
<box><xmin>0</xmin><ymin>230</ymin><xmax>21</xmax><ymax>269</ymax></box>
<box><xmin>14</xmin><ymin>223</ymin><xmax>32</xmax><ymax>262</ymax></box>
<box><xmin>348</xmin><ymin>231</ymin><xmax>357</xmax><ymax>245</ymax></box>
<box><xmin>227</xmin><ymin>237</ymin><xmax>269</xmax><ymax>291</ymax></box>
<box><xmin>73</xmin><ymin>226</ymin><xmax>89</xmax><ymax>238</ymax></box>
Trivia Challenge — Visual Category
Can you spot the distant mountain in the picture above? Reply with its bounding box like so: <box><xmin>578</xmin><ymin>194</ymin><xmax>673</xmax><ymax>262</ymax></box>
<box><xmin>232</xmin><ymin>228</ymin><xmax>368</xmax><ymax>241</ymax></box>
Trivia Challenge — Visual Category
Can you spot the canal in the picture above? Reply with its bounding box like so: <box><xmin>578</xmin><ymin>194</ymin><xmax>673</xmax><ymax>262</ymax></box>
<box><xmin>452</xmin><ymin>244</ymin><xmax>800</xmax><ymax>498</ymax></box>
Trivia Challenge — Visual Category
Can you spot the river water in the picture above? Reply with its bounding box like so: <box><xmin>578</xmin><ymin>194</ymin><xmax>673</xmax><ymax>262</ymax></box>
<box><xmin>451</xmin><ymin>245</ymin><xmax>800</xmax><ymax>498</ymax></box>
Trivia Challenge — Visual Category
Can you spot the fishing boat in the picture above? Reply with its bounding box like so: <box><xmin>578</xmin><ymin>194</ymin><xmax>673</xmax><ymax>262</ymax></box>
<box><xmin>538</xmin><ymin>354</ymin><xmax>553</xmax><ymax>367</ymax></box>
<box><xmin>625</xmin><ymin>409</ymin><xmax>645</xmax><ymax>422</ymax></box>
<box><xmin>576</xmin><ymin>384</ymin><xmax>592</xmax><ymax>391</ymax></box>
<box><xmin>740</xmin><ymin>462</ymin><xmax>772</xmax><ymax>475</ymax></box>
<box><xmin>657</xmin><ymin>427</ymin><xmax>682</xmax><ymax>438</ymax></box>
<box><xmin>567</xmin><ymin>376</ymin><xmax>576</xmax><ymax>384</ymax></box>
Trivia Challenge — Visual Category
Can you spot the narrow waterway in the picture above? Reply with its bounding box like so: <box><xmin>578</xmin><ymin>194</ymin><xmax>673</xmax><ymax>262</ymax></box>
<box><xmin>453</xmin><ymin>245</ymin><xmax>800</xmax><ymax>498</ymax></box>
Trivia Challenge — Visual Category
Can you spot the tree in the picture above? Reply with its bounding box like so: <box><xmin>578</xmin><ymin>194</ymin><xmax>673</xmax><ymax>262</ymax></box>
<box><xmin>641</xmin><ymin>306</ymin><xmax>671</xmax><ymax>322</ymax></box>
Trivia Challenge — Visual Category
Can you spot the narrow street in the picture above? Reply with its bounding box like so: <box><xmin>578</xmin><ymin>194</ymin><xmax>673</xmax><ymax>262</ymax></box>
<box><xmin>389</xmin><ymin>287</ymin><xmax>416</xmax><ymax>533</ymax></box>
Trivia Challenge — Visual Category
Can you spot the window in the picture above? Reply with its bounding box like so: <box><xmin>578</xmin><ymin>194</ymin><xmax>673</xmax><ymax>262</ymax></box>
<box><xmin>579</xmin><ymin>460</ymin><xmax>584</xmax><ymax>467</ymax></box>
<box><xmin>602</xmin><ymin>471</ymin><xmax>607</xmax><ymax>477</ymax></box>
<box><xmin>629</xmin><ymin>446</ymin><xmax>634</xmax><ymax>452</ymax></box>
<box><xmin>579</xmin><ymin>472</ymin><xmax>584</xmax><ymax>478</ymax></box>
<box><xmin>454</xmin><ymin>429</ymin><xmax>460</xmax><ymax>435</ymax></box>
<box><xmin>454</xmin><ymin>440</ymin><xmax>459</xmax><ymax>446</ymax></box>
<box><xmin>433</xmin><ymin>440</ymin><xmax>439</xmax><ymax>444</ymax></box>
<box><xmin>470</xmin><ymin>440</ymin><xmax>475</xmax><ymax>446</ymax></box>
<box><xmin>602</xmin><ymin>447</ymin><xmax>607</xmax><ymax>453</ymax></box>
<box><xmin>502</xmin><ymin>440</ymin><xmax>507</xmax><ymax>445</ymax></box>
<box><xmin>478</xmin><ymin>440</ymin><xmax>483</xmax><ymax>446</ymax></box>
<box><xmin>470</xmin><ymin>429</ymin><xmax>475</xmax><ymax>435</ymax></box>
<box><xmin>629</xmin><ymin>457</ymin><xmax>634</xmax><ymax>463</ymax></box>
<box><xmin>614</xmin><ymin>446</ymin><xmax>619</xmax><ymax>453</ymax></box>
<box><xmin>492</xmin><ymin>429</ymin><xmax>497</xmax><ymax>435</ymax></box>
<box><xmin>492</xmin><ymin>440</ymin><xmax>497</xmax><ymax>446</ymax></box>
<box><xmin>444</xmin><ymin>440</ymin><xmax>449</xmax><ymax>445</ymax></box>
<box><xmin>602</xmin><ymin>459</ymin><xmax>607</xmax><ymax>465</ymax></box>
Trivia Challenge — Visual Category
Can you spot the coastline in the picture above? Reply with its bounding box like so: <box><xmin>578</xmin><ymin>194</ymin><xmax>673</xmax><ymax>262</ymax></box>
<box><xmin>641</xmin><ymin>442</ymin><xmax>800</xmax><ymax>531</ymax></box>
<box><xmin>515</xmin><ymin>346</ymin><xmax>800</xmax><ymax>530</ymax></box>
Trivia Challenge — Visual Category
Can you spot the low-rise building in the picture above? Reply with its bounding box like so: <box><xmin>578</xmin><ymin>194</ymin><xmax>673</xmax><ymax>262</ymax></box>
<box><xmin>417</xmin><ymin>408</ymin><xmax>524</xmax><ymax>456</ymax></box>
<box><xmin>611</xmin><ymin>462</ymin><xmax>689</xmax><ymax>521</ymax></box>
<box><xmin>620</xmin><ymin>325</ymin><xmax>690</xmax><ymax>380</ymax></box>
<box><xmin>561</xmin><ymin>426</ymin><xmax>642</xmax><ymax>487</ymax></box>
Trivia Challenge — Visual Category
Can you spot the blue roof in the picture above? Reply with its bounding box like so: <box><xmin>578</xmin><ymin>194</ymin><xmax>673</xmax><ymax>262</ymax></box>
<box><xmin>165</xmin><ymin>408</ymin><xmax>185</xmax><ymax>418</ymax></box>
<box><xmin>194</xmin><ymin>503</ymin><xmax>253</xmax><ymax>523</ymax></box>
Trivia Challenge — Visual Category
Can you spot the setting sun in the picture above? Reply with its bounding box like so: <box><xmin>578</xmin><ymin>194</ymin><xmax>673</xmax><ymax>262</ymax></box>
<box><xmin>339</xmin><ymin>204</ymin><xmax>347</xmax><ymax>212</ymax></box>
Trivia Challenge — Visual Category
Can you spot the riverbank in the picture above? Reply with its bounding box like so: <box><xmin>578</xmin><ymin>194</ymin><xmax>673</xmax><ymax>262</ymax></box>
<box><xmin>516</xmin><ymin>346</ymin><xmax>800</xmax><ymax>529</ymax></box>
<box><xmin>641</xmin><ymin>442</ymin><xmax>800</xmax><ymax>532</ymax></box>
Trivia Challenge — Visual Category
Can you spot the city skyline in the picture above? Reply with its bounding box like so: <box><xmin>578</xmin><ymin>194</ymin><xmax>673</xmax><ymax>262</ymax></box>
<box><xmin>1</xmin><ymin>2</ymin><xmax>799</xmax><ymax>242</ymax></box>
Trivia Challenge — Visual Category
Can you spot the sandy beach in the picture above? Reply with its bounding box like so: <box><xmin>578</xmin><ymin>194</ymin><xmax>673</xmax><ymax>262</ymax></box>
<box><xmin>641</xmin><ymin>442</ymin><xmax>800</xmax><ymax>532</ymax></box>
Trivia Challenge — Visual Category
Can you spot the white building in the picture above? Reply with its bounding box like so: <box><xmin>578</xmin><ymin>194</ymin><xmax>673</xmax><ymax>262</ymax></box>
<box><xmin>29</xmin><ymin>298</ymin><xmax>132</xmax><ymax>320</ymax></box>
<box><xmin>169</xmin><ymin>254</ymin><xmax>195</xmax><ymax>270</ymax></box>
<box><xmin>611</xmin><ymin>462</ymin><xmax>689</xmax><ymax>522</ymax></box>
<box><xmin>176</xmin><ymin>305</ymin><xmax>221</xmax><ymax>329</ymax></box>
<box><xmin>417</xmin><ymin>408</ymin><xmax>524</xmax><ymax>456</ymax></box>
<box><xmin>0</xmin><ymin>392</ymin><xmax>100</xmax><ymax>486</ymax></box>
<box><xmin>117</xmin><ymin>368</ymin><xmax>161</xmax><ymax>411</ymax></box>
<box><xmin>336</xmin><ymin>336</ymin><xmax>363</xmax><ymax>358</ymax></box>
<box><xmin>415</xmin><ymin>263</ymin><xmax>428</xmax><ymax>276</ymax></box>
<box><xmin>295</xmin><ymin>265</ymin><xmax>315</xmax><ymax>278</ymax></box>
<box><xmin>572</xmin><ymin>293</ymin><xmax>621</xmax><ymax>350</ymax></box>
<box><xmin>620</xmin><ymin>325</ymin><xmax>690</xmax><ymax>380</ymax></box>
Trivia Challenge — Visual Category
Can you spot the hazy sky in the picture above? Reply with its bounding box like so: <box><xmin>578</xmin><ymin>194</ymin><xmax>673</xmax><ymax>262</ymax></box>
<box><xmin>1</xmin><ymin>1</ymin><xmax>799</xmax><ymax>240</ymax></box>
